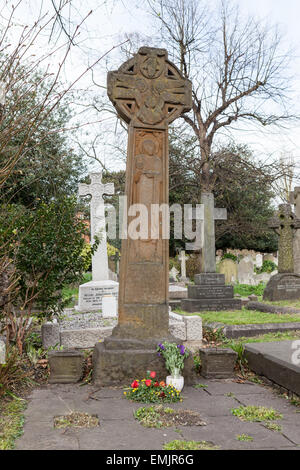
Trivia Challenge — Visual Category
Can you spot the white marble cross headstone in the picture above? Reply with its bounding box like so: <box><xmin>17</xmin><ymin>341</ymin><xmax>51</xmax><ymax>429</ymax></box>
<box><xmin>79</xmin><ymin>172</ymin><xmax>114</xmax><ymax>282</ymax></box>
<box><xmin>185</xmin><ymin>193</ymin><xmax>227</xmax><ymax>273</ymax></box>
<box><xmin>178</xmin><ymin>250</ymin><xmax>188</xmax><ymax>280</ymax></box>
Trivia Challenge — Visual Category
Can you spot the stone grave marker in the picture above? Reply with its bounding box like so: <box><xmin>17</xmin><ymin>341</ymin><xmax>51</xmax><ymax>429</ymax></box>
<box><xmin>178</xmin><ymin>250</ymin><xmax>188</xmax><ymax>281</ymax></box>
<box><xmin>181</xmin><ymin>193</ymin><xmax>241</xmax><ymax>312</ymax></box>
<box><xmin>255</xmin><ymin>253</ymin><xmax>263</xmax><ymax>268</ymax></box>
<box><xmin>169</xmin><ymin>266</ymin><xmax>179</xmax><ymax>282</ymax></box>
<box><xmin>77</xmin><ymin>172</ymin><xmax>118</xmax><ymax>311</ymax></box>
<box><xmin>218</xmin><ymin>258</ymin><xmax>238</xmax><ymax>284</ymax></box>
<box><xmin>290</xmin><ymin>187</ymin><xmax>300</xmax><ymax>275</ymax></box>
<box><xmin>263</xmin><ymin>204</ymin><xmax>300</xmax><ymax>301</ymax></box>
<box><xmin>0</xmin><ymin>338</ymin><xmax>5</xmax><ymax>364</ymax></box>
<box><xmin>237</xmin><ymin>256</ymin><xmax>255</xmax><ymax>285</ymax></box>
<box><xmin>93</xmin><ymin>47</ymin><xmax>196</xmax><ymax>385</ymax></box>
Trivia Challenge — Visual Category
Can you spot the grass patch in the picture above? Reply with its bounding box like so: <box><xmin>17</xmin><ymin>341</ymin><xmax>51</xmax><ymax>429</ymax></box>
<box><xmin>134</xmin><ymin>405</ymin><xmax>206</xmax><ymax>428</ymax></box>
<box><xmin>264</xmin><ymin>422</ymin><xmax>282</xmax><ymax>432</ymax></box>
<box><xmin>193</xmin><ymin>384</ymin><xmax>208</xmax><ymax>390</ymax></box>
<box><xmin>236</xmin><ymin>434</ymin><xmax>254</xmax><ymax>442</ymax></box>
<box><xmin>0</xmin><ymin>397</ymin><xmax>26</xmax><ymax>449</ymax></box>
<box><xmin>163</xmin><ymin>439</ymin><xmax>218</xmax><ymax>450</ymax></box>
<box><xmin>163</xmin><ymin>439</ymin><xmax>219</xmax><ymax>450</ymax></box>
<box><xmin>175</xmin><ymin>308</ymin><xmax>300</xmax><ymax>325</ymax></box>
<box><xmin>54</xmin><ymin>411</ymin><xmax>99</xmax><ymax>429</ymax></box>
<box><xmin>234</xmin><ymin>283</ymin><xmax>266</xmax><ymax>298</ymax></box>
<box><xmin>231</xmin><ymin>405</ymin><xmax>282</xmax><ymax>422</ymax></box>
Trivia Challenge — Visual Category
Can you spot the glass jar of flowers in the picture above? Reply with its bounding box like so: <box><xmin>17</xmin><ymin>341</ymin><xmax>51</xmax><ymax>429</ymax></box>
<box><xmin>157</xmin><ymin>342</ymin><xmax>189</xmax><ymax>391</ymax></box>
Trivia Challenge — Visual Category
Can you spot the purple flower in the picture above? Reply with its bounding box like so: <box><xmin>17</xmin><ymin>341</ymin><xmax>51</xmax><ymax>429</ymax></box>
<box><xmin>157</xmin><ymin>352</ymin><xmax>161</xmax><ymax>357</ymax></box>
<box><xmin>158</xmin><ymin>343</ymin><xmax>165</xmax><ymax>350</ymax></box>
<box><xmin>177</xmin><ymin>344</ymin><xmax>185</xmax><ymax>355</ymax></box>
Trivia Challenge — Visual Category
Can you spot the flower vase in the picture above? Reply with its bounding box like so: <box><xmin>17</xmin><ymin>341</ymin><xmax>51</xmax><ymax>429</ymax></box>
<box><xmin>166</xmin><ymin>368</ymin><xmax>184</xmax><ymax>392</ymax></box>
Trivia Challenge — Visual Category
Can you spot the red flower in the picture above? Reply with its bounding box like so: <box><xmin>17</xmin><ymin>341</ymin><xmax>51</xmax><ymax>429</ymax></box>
<box><xmin>159</xmin><ymin>391</ymin><xmax>166</xmax><ymax>398</ymax></box>
<box><xmin>131</xmin><ymin>380</ymin><xmax>139</xmax><ymax>388</ymax></box>
<box><xmin>149</xmin><ymin>371</ymin><xmax>156</xmax><ymax>378</ymax></box>
<box><xmin>145</xmin><ymin>379</ymin><xmax>152</xmax><ymax>387</ymax></box>
<box><xmin>159</xmin><ymin>381</ymin><xmax>166</xmax><ymax>387</ymax></box>
<box><xmin>154</xmin><ymin>381</ymin><xmax>159</xmax><ymax>387</ymax></box>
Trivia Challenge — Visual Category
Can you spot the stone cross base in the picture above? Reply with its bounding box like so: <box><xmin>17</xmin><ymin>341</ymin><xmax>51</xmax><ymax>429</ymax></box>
<box><xmin>92</xmin><ymin>341</ymin><xmax>197</xmax><ymax>386</ymax></box>
<box><xmin>76</xmin><ymin>280</ymin><xmax>119</xmax><ymax>312</ymax></box>
<box><xmin>263</xmin><ymin>273</ymin><xmax>300</xmax><ymax>301</ymax></box>
<box><xmin>181</xmin><ymin>273</ymin><xmax>241</xmax><ymax>312</ymax></box>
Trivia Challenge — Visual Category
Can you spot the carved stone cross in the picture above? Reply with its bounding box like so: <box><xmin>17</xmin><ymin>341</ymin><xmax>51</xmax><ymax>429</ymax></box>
<box><xmin>186</xmin><ymin>193</ymin><xmax>227</xmax><ymax>273</ymax></box>
<box><xmin>290</xmin><ymin>188</ymin><xmax>300</xmax><ymax>274</ymax></box>
<box><xmin>269</xmin><ymin>203</ymin><xmax>300</xmax><ymax>273</ymax></box>
<box><xmin>79</xmin><ymin>172</ymin><xmax>114</xmax><ymax>281</ymax></box>
<box><xmin>178</xmin><ymin>250</ymin><xmax>188</xmax><ymax>280</ymax></box>
<box><xmin>107</xmin><ymin>47</ymin><xmax>192</xmax><ymax>341</ymax></box>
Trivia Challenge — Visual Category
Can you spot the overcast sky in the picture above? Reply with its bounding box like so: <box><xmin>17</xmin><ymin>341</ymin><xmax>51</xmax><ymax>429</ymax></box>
<box><xmin>5</xmin><ymin>0</ymin><xmax>300</xmax><ymax>175</ymax></box>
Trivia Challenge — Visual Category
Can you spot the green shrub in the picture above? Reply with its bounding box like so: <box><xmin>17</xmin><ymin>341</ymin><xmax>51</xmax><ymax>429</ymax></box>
<box><xmin>255</xmin><ymin>260</ymin><xmax>277</xmax><ymax>274</ymax></box>
<box><xmin>234</xmin><ymin>283</ymin><xmax>266</xmax><ymax>297</ymax></box>
<box><xmin>221</xmin><ymin>253</ymin><xmax>237</xmax><ymax>262</ymax></box>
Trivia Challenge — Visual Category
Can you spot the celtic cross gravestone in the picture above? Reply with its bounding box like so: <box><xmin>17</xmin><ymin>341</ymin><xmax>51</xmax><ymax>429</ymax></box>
<box><xmin>93</xmin><ymin>47</ymin><xmax>194</xmax><ymax>385</ymax></box>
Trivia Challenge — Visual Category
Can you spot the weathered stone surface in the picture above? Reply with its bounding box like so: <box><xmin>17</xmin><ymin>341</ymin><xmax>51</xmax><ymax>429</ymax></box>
<box><xmin>248</xmin><ymin>300</ymin><xmax>300</xmax><ymax>314</ymax></box>
<box><xmin>60</xmin><ymin>327</ymin><xmax>113</xmax><ymax>349</ymax></box>
<box><xmin>77</xmin><ymin>280</ymin><xmax>118</xmax><ymax>312</ymax></box>
<box><xmin>220</xmin><ymin>322</ymin><xmax>300</xmax><ymax>339</ymax></box>
<box><xmin>182</xmin><ymin>271</ymin><xmax>240</xmax><ymax>312</ymax></box>
<box><xmin>248</xmin><ymin>294</ymin><xmax>258</xmax><ymax>301</ymax></box>
<box><xmin>169</xmin><ymin>321</ymin><xmax>186</xmax><ymax>341</ymax></box>
<box><xmin>218</xmin><ymin>258</ymin><xmax>238</xmax><ymax>284</ymax></box>
<box><xmin>181</xmin><ymin>298</ymin><xmax>241</xmax><ymax>311</ymax></box>
<box><xmin>263</xmin><ymin>273</ymin><xmax>300</xmax><ymax>301</ymax></box>
<box><xmin>92</xmin><ymin>46</ymin><xmax>193</xmax><ymax>382</ymax></box>
<box><xmin>48</xmin><ymin>350</ymin><xmax>84</xmax><ymax>384</ymax></box>
<box><xmin>188</xmin><ymin>284</ymin><xmax>233</xmax><ymax>299</ymax></box>
<box><xmin>237</xmin><ymin>256</ymin><xmax>255</xmax><ymax>285</ymax></box>
<box><xmin>41</xmin><ymin>321</ymin><xmax>60</xmax><ymax>349</ymax></box>
<box><xmin>268</xmin><ymin>204</ymin><xmax>300</xmax><ymax>274</ymax></box>
<box><xmin>0</xmin><ymin>338</ymin><xmax>5</xmax><ymax>364</ymax></box>
<box><xmin>244</xmin><ymin>341</ymin><xmax>300</xmax><ymax>395</ymax></box>
<box><xmin>290</xmin><ymin>187</ymin><xmax>300</xmax><ymax>275</ymax></box>
<box><xmin>195</xmin><ymin>273</ymin><xmax>225</xmax><ymax>285</ymax></box>
<box><xmin>183</xmin><ymin>315</ymin><xmax>202</xmax><ymax>341</ymax></box>
<box><xmin>199</xmin><ymin>347</ymin><xmax>237</xmax><ymax>379</ymax></box>
<box><xmin>93</xmin><ymin>341</ymin><xmax>197</xmax><ymax>386</ymax></box>
<box><xmin>168</xmin><ymin>284</ymin><xmax>187</xmax><ymax>299</ymax></box>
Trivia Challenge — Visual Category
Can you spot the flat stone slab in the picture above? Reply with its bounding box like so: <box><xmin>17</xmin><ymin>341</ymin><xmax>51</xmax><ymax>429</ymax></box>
<box><xmin>245</xmin><ymin>341</ymin><xmax>300</xmax><ymax>395</ymax></box>
<box><xmin>248</xmin><ymin>301</ymin><xmax>300</xmax><ymax>315</ymax></box>
<box><xmin>168</xmin><ymin>284</ymin><xmax>187</xmax><ymax>299</ymax></box>
<box><xmin>188</xmin><ymin>284</ymin><xmax>234</xmax><ymax>299</ymax></box>
<box><xmin>181</xmin><ymin>298</ymin><xmax>241</xmax><ymax>312</ymax></box>
<box><xmin>207</xmin><ymin>322</ymin><xmax>300</xmax><ymax>339</ymax></box>
<box><xmin>15</xmin><ymin>380</ymin><xmax>300</xmax><ymax>450</ymax></box>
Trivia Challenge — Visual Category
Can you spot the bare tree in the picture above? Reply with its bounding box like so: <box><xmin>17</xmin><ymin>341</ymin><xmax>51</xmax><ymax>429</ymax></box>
<box><xmin>147</xmin><ymin>0</ymin><xmax>297</xmax><ymax>191</ymax></box>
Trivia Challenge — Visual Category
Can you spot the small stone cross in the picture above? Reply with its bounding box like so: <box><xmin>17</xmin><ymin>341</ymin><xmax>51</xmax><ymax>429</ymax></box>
<box><xmin>178</xmin><ymin>250</ymin><xmax>188</xmax><ymax>280</ymax></box>
<box><xmin>186</xmin><ymin>193</ymin><xmax>227</xmax><ymax>273</ymax></box>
